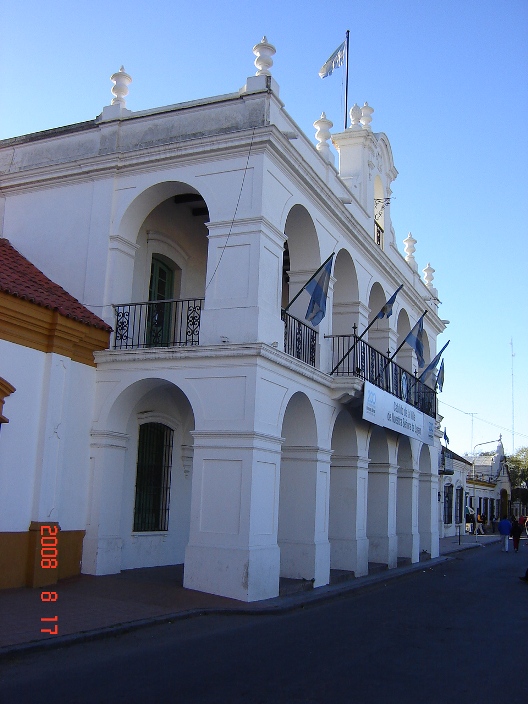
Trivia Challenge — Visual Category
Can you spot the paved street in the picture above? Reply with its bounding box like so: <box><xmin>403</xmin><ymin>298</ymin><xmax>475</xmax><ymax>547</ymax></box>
<box><xmin>0</xmin><ymin>540</ymin><xmax>526</xmax><ymax>704</ymax></box>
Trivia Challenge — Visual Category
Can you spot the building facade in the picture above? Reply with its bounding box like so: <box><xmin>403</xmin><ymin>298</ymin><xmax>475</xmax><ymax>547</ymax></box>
<box><xmin>0</xmin><ymin>40</ymin><xmax>447</xmax><ymax>601</ymax></box>
<box><xmin>466</xmin><ymin>440</ymin><xmax>511</xmax><ymax>530</ymax></box>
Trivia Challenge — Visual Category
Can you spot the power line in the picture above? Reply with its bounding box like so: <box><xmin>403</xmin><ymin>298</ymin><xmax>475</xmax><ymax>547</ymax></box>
<box><xmin>438</xmin><ymin>399</ymin><xmax>528</xmax><ymax>441</ymax></box>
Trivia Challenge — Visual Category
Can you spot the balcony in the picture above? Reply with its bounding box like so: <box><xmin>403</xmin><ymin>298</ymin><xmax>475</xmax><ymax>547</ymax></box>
<box><xmin>113</xmin><ymin>298</ymin><xmax>203</xmax><ymax>350</ymax></box>
<box><xmin>329</xmin><ymin>333</ymin><xmax>436</xmax><ymax>418</ymax></box>
<box><xmin>281</xmin><ymin>309</ymin><xmax>317</xmax><ymax>367</ymax></box>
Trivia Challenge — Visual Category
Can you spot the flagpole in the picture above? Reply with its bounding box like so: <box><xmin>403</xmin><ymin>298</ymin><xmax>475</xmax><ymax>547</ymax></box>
<box><xmin>419</xmin><ymin>339</ymin><xmax>450</xmax><ymax>381</ymax></box>
<box><xmin>283</xmin><ymin>253</ymin><xmax>334</xmax><ymax>312</ymax></box>
<box><xmin>344</xmin><ymin>29</ymin><xmax>350</xmax><ymax>131</ymax></box>
<box><xmin>389</xmin><ymin>310</ymin><xmax>428</xmax><ymax>361</ymax></box>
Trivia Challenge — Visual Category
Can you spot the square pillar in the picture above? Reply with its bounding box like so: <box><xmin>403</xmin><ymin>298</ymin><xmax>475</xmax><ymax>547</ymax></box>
<box><xmin>329</xmin><ymin>455</ymin><xmax>369</xmax><ymax>577</ymax></box>
<box><xmin>82</xmin><ymin>431</ymin><xmax>129</xmax><ymax>575</ymax></box>
<box><xmin>367</xmin><ymin>462</ymin><xmax>398</xmax><ymax>568</ymax></box>
<box><xmin>184</xmin><ymin>431</ymin><xmax>283</xmax><ymax>602</ymax></box>
<box><xmin>396</xmin><ymin>468</ymin><xmax>420</xmax><ymax>563</ymax></box>
<box><xmin>278</xmin><ymin>447</ymin><xmax>331</xmax><ymax>587</ymax></box>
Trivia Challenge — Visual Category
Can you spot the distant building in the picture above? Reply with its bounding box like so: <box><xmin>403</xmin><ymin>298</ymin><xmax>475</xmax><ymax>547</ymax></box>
<box><xmin>466</xmin><ymin>440</ymin><xmax>511</xmax><ymax>529</ymax></box>
<box><xmin>0</xmin><ymin>40</ymin><xmax>447</xmax><ymax>600</ymax></box>
<box><xmin>438</xmin><ymin>447</ymin><xmax>471</xmax><ymax>538</ymax></box>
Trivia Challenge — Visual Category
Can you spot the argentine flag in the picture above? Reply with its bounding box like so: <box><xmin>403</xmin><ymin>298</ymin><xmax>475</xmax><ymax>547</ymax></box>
<box><xmin>404</xmin><ymin>315</ymin><xmax>425</xmax><ymax>368</ymax></box>
<box><xmin>305</xmin><ymin>256</ymin><xmax>334</xmax><ymax>326</ymax></box>
<box><xmin>319</xmin><ymin>41</ymin><xmax>346</xmax><ymax>78</ymax></box>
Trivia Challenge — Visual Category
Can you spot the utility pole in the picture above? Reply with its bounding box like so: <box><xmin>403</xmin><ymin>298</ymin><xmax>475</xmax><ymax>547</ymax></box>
<box><xmin>510</xmin><ymin>338</ymin><xmax>515</xmax><ymax>454</ymax></box>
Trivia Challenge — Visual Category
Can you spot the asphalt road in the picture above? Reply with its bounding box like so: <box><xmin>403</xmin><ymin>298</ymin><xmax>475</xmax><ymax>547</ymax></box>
<box><xmin>1</xmin><ymin>542</ymin><xmax>527</xmax><ymax>704</ymax></box>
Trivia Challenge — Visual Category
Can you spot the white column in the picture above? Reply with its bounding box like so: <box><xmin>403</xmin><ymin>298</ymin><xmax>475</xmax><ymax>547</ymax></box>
<box><xmin>367</xmin><ymin>462</ymin><xmax>398</xmax><ymax>568</ymax></box>
<box><xmin>397</xmin><ymin>468</ymin><xmax>420</xmax><ymax>563</ymax></box>
<box><xmin>82</xmin><ymin>430</ymin><xmax>129</xmax><ymax>575</ymax></box>
<box><xmin>419</xmin><ymin>471</ymin><xmax>440</xmax><ymax>558</ymax></box>
<box><xmin>184</xmin><ymin>431</ymin><xmax>283</xmax><ymax>602</ymax></box>
<box><xmin>329</xmin><ymin>454</ymin><xmax>369</xmax><ymax>577</ymax></box>
<box><xmin>278</xmin><ymin>447</ymin><xmax>331</xmax><ymax>587</ymax></box>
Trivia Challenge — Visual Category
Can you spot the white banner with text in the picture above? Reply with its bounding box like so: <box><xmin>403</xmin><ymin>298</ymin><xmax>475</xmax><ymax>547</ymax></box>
<box><xmin>362</xmin><ymin>381</ymin><xmax>435</xmax><ymax>445</ymax></box>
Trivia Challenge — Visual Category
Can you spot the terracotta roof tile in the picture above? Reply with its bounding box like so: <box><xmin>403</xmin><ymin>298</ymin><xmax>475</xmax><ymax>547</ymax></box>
<box><xmin>0</xmin><ymin>238</ymin><xmax>112</xmax><ymax>331</ymax></box>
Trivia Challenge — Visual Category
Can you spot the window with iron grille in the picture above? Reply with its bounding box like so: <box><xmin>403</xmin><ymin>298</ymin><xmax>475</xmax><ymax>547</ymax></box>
<box><xmin>443</xmin><ymin>484</ymin><xmax>453</xmax><ymax>525</ymax></box>
<box><xmin>133</xmin><ymin>422</ymin><xmax>173</xmax><ymax>532</ymax></box>
<box><xmin>455</xmin><ymin>487</ymin><xmax>464</xmax><ymax>524</ymax></box>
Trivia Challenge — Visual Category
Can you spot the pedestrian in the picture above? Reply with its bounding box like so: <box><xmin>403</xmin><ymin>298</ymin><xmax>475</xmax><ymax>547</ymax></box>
<box><xmin>476</xmin><ymin>514</ymin><xmax>485</xmax><ymax>535</ymax></box>
<box><xmin>498</xmin><ymin>515</ymin><xmax>512</xmax><ymax>552</ymax></box>
<box><xmin>511</xmin><ymin>518</ymin><xmax>522</xmax><ymax>552</ymax></box>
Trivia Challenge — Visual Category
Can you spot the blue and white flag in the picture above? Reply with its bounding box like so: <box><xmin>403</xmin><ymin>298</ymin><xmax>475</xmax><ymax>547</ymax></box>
<box><xmin>319</xmin><ymin>41</ymin><xmax>346</xmax><ymax>78</ymax></box>
<box><xmin>443</xmin><ymin>427</ymin><xmax>449</xmax><ymax>445</ymax></box>
<box><xmin>375</xmin><ymin>284</ymin><xmax>403</xmax><ymax>320</ymax></box>
<box><xmin>404</xmin><ymin>315</ymin><xmax>425</xmax><ymax>368</ymax></box>
<box><xmin>437</xmin><ymin>358</ymin><xmax>445</xmax><ymax>392</ymax></box>
<box><xmin>305</xmin><ymin>255</ymin><xmax>334</xmax><ymax>326</ymax></box>
<box><xmin>419</xmin><ymin>340</ymin><xmax>450</xmax><ymax>385</ymax></box>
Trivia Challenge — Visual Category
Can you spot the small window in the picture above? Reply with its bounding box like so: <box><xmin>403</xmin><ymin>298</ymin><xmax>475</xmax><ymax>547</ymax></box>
<box><xmin>133</xmin><ymin>423</ymin><xmax>173</xmax><ymax>532</ymax></box>
<box><xmin>443</xmin><ymin>484</ymin><xmax>453</xmax><ymax>525</ymax></box>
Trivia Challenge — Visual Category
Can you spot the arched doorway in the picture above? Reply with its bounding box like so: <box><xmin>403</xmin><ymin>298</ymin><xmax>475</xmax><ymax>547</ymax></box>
<box><xmin>329</xmin><ymin>409</ymin><xmax>368</xmax><ymax>577</ymax></box>
<box><xmin>84</xmin><ymin>378</ymin><xmax>196</xmax><ymax>575</ymax></box>
<box><xmin>367</xmin><ymin>426</ymin><xmax>397</xmax><ymax>568</ymax></box>
<box><xmin>278</xmin><ymin>392</ymin><xmax>330</xmax><ymax>586</ymax></box>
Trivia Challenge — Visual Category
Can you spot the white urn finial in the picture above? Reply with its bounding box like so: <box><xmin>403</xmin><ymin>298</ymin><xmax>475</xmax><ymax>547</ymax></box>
<box><xmin>423</xmin><ymin>262</ymin><xmax>435</xmax><ymax>288</ymax></box>
<box><xmin>314</xmin><ymin>112</ymin><xmax>334</xmax><ymax>165</ymax></box>
<box><xmin>360</xmin><ymin>102</ymin><xmax>374</xmax><ymax>130</ymax></box>
<box><xmin>253</xmin><ymin>37</ymin><xmax>276</xmax><ymax>76</ymax></box>
<box><xmin>403</xmin><ymin>232</ymin><xmax>417</xmax><ymax>271</ymax></box>
<box><xmin>349</xmin><ymin>103</ymin><xmax>362</xmax><ymax>129</ymax></box>
<box><xmin>111</xmin><ymin>66</ymin><xmax>132</xmax><ymax>107</ymax></box>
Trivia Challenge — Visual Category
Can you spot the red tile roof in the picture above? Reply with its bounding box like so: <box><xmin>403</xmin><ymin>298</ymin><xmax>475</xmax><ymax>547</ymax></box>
<box><xmin>0</xmin><ymin>238</ymin><xmax>112</xmax><ymax>331</ymax></box>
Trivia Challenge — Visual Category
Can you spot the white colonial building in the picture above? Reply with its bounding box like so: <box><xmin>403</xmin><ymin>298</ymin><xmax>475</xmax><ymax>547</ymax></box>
<box><xmin>0</xmin><ymin>40</ymin><xmax>447</xmax><ymax>601</ymax></box>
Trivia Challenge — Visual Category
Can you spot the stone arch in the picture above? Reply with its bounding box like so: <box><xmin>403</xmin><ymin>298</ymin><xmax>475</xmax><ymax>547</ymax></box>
<box><xmin>278</xmin><ymin>391</ymin><xmax>329</xmax><ymax>585</ymax></box>
<box><xmin>396</xmin><ymin>436</ymin><xmax>419</xmax><ymax>563</ymax></box>
<box><xmin>107</xmin><ymin>181</ymin><xmax>210</xmax><ymax>313</ymax></box>
<box><xmin>332</xmin><ymin>249</ymin><xmax>360</xmax><ymax>335</ymax></box>
<box><xmin>396</xmin><ymin>308</ymin><xmax>413</xmax><ymax>372</ymax></box>
<box><xmin>366</xmin><ymin>426</ymin><xmax>397</xmax><ymax>568</ymax></box>
<box><xmin>282</xmin><ymin>205</ymin><xmax>321</xmax><ymax>316</ymax></box>
<box><xmin>329</xmin><ymin>409</ymin><xmax>368</xmax><ymax>576</ymax></box>
<box><xmin>367</xmin><ymin>282</ymin><xmax>389</xmax><ymax>353</ymax></box>
<box><xmin>85</xmin><ymin>377</ymin><xmax>196</xmax><ymax>575</ymax></box>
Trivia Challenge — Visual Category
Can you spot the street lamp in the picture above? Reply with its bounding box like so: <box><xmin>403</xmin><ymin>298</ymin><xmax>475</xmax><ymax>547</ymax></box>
<box><xmin>471</xmin><ymin>438</ymin><xmax>501</xmax><ymax>543</ymax></box>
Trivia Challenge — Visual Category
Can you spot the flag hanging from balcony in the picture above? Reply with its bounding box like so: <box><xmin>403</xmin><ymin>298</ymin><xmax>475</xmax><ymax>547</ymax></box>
<box><xmin>375</xmin><ymin>284</ymin><xmax>404</xmax><ymax>320</ymax></box>
<box><xmin>404</xmin><ymin>315</ymin><xmax>425</xmax><ymax>368</ymax></box>
<box><xmin>419</xmin><ymin>340</ymin><xmax>450</xmax><ymax>386</ymax></box>
<box><xmin>319</xmin><ymin>40</ymin><xmax>346</xmax><ymax>78</ymax></box>
<box><xmin>443</xmin><ymin>427</ymin><xmax>449</xmax><ymax>445</ymax></box>
<box><xmin>437</xmin><ymin>358</ymin><xmax>445</xmax><ymax>392</ymax></box>
<box><xmin>305</xmin><ymin>254</ymin><xmax>334</xmax><ymax>326</ymax></box>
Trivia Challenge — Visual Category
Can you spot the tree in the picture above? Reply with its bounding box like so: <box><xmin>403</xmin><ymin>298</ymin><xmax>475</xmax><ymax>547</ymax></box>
<box><xmin>506</xmin><ymin>446</ymin><xmax>528</xmax><ymax>489</ymax></box>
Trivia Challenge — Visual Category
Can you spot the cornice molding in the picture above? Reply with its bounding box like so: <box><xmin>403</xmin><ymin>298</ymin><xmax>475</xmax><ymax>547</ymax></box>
<box><xmin>0</xmin><ymin>292</ymin><xmax>111</xmax><ymax>366</ymax></box>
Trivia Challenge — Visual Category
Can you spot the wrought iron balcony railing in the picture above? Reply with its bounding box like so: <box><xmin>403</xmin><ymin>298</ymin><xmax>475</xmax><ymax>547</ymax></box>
<box><xmin>282</xmin><ymin>309</ymin><xmax>317</xmax><ymax>367</ymax></box>
<box><xmin>113</xmin><ymin>298</ymin><xmax>204</xmax><ymax>350</ymax></box>
<box><xmin>329</xmin><ymin>333</ymin><xmax>436</xmax><ymax>418</ymax></box>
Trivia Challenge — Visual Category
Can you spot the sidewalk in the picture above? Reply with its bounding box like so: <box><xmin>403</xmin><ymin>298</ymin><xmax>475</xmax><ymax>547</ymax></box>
<box><xmin>0</xmin><ymin>534</ymin><xmax>504</xmax><ymax>657</ymax></box>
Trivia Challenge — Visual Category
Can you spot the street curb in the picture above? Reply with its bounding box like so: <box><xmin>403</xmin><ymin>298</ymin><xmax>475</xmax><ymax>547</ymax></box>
<box><xmin>0</xmin><ymin>555</ymin><xmax>453</xmax><ymax>660</ymax></box>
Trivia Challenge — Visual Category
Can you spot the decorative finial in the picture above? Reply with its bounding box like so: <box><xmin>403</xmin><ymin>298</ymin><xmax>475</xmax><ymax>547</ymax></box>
<box><xmin>403</xmin><ymin>232</ymin><xmax>417</xmax><ymax>271</ymax></box>
<box><xmin>423</xmin><ymin>262</ymin><xmax>435</xmax><ymax>288</ymax></box>
<box><xmin>349</xmin><ymin>103</ymin><xmax>362</xmax><ymax>129</ymax></box>
<box><xmin>360</xmin><ymin>102</ymin><xmax>374</xmax><ymax>130</ymax></box>
<box><xmin>313</xmin><ymin>112</ymin><xmax>334</xmax><ymax>165</ymax></box>
<box><xmin>110</xmin><ymin>66</ymin><xmax>132</xmax><ymax>107</ymax></box>
<box><xmin>253</xmin><ymin>37</ymin><xmax>276</xmax><ymax>76</ymax></box>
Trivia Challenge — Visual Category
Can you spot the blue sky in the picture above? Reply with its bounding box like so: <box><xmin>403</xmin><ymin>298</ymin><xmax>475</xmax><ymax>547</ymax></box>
<box><xmin>1</xmin><ymin>0</ymin><xmax>527</xmax><ymax>456</ymax></box>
